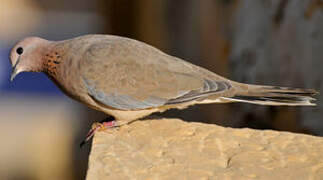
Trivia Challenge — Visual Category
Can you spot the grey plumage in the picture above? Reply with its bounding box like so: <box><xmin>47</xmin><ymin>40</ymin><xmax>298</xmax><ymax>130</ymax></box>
<box><xmin>9</xmin><ymin>34</ymin><xmax>318</xmax><ymax>122</ymax></box>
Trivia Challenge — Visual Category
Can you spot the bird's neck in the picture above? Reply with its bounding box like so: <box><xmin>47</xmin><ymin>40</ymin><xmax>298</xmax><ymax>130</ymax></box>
<box><xmin>42</xmin><ymin>46</ymin><xmax>63</xmax><ymax>78</ymax></box>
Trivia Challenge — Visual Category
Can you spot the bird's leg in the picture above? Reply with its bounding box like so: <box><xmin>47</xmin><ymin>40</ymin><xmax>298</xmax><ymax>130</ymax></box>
<box><xmin>80</xmin><ymin>117</ymin><xmax>139</xmax><ymax>147</ymax></box>
<box><xmin>80</xmin><ymin>116</ymin><xmax>117</xmax><ymax>147</ymax></box>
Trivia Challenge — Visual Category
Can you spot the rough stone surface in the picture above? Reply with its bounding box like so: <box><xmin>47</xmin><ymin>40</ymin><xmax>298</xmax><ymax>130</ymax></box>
<box><xmin>86</xmin><ymin>118</ymin><xmax>323</xmax><ymax>180</ymax></box>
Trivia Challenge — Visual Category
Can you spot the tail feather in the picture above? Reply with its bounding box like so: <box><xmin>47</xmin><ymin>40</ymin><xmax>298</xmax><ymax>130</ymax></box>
<box><xmin>224</xmin><ymin>85</ymin><xmax>318</xmax><ymax>106</ymax></box>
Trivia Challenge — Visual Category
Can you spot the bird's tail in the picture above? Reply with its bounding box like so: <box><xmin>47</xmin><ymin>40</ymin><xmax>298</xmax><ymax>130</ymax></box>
<box><xmin>222</xmin><ymin>85</ymin><xmax>318</xmax><ymax>106</ymax></box>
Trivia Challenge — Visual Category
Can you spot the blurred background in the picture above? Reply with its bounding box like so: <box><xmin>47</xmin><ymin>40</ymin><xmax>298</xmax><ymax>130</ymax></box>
<box><xmin>0</xmin><ymin>0</ymin><xmax>322</xmax><ymax>179</ymax></box>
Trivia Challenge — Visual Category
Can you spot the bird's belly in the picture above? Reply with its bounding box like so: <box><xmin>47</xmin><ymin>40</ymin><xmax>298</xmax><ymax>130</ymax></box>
<box><xmin>100</xmin><ymin>108</ymin><xmax>160</xmax><ymax>122</ymax></box>
<box><xmin>98</xmin><ymin>100</ymin><xmax>199</xmax><ymax>122</ymax></box>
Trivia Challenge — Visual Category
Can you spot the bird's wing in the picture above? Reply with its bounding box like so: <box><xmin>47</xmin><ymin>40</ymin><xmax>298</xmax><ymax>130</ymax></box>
<box><xmin>81</xmin><ymin>38</ymin><xmax>232</xmax><ymax>110</ymax></box>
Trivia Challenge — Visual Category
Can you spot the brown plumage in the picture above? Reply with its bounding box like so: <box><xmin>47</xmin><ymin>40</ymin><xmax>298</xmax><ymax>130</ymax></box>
<box><xmin>9</xmin><ymin>34</ymin><xmax>318</xmax><ymax>124</ymax></box>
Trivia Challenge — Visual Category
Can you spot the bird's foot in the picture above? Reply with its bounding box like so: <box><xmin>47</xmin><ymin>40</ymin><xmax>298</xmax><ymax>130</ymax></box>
<box><xmin>80</xmin><ymin>118</ymin><xmax>117</xmax><ymax>148</ymax></box>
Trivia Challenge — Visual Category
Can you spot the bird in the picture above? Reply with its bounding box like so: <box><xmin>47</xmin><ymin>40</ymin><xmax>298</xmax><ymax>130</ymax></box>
<box><xmin>9</xmin><ymin>34</ymin><xmax>318</xmax><ymax>145</ymax></box>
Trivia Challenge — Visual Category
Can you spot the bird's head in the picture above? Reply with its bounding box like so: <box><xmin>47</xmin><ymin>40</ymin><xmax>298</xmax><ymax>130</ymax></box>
<box><xmin>9</xmin><ymin>37</ymin><xmax>49</xmax><ymax>81</ymax></box>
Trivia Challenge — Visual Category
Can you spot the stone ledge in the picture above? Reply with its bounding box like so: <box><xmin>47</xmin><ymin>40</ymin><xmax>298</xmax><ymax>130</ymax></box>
<box><xmin>86</xmin><ymin>118</ymin><xmax>323</xmax><ymax>180</ymax></box>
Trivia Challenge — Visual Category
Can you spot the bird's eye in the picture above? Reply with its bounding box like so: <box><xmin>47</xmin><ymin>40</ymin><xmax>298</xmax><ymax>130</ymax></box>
<box><xmin>16</xmin><ymin>47</ymin><xmax>23</xmax><ymax>55</ymax></box>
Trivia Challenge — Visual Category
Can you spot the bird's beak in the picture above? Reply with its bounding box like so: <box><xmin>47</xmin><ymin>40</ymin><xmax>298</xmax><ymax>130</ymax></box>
<box><xmin>10</xmin><ymin>57</ymin><xmax>21</xmax><ymax>82</ymax></box>
<box><xmin>10</xmin><ymin>67</ymin><xmax>18</xmax><ymax>82</ymax></box>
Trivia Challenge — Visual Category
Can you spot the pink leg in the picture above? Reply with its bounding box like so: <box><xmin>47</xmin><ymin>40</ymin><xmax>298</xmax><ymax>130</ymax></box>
<box><xmin>80</xmin><ymin>120</ymin><xmax>118</xmax><ymax>147</ymax></box>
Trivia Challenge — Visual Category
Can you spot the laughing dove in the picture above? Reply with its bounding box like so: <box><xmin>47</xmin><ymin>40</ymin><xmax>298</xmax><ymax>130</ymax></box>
<box><xmin>9</xmin><ymin>34</ymin><xmax>318</xmax><ymax>142</ymax></box>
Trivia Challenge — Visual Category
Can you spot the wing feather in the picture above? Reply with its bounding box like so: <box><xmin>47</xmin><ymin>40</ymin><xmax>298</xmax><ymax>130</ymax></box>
<box><xmin>80</xmin><ymin>37</ymin><xmax>232</xmax><ymax>110</ymax></box>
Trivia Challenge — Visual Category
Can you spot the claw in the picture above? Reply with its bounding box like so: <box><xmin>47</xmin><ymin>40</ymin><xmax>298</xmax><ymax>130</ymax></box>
<box><xmin>80</xmin><ymin>120</ymin><xmax>117</xmax><ymax>148</ymax></box>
